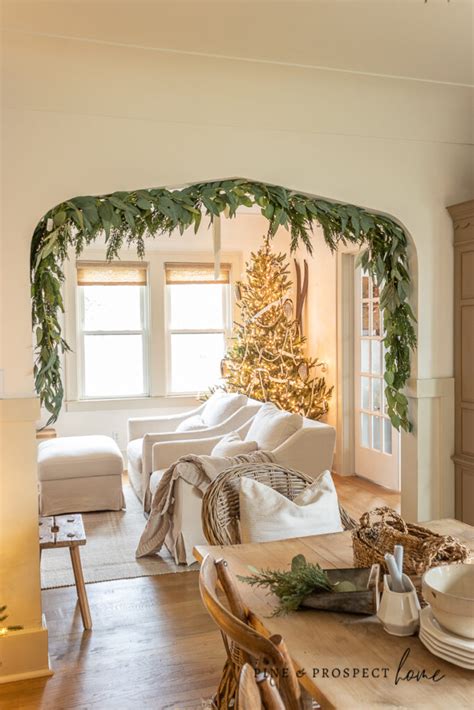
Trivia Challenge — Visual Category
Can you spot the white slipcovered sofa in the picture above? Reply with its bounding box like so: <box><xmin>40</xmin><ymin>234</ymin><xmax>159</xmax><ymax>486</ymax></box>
<box><xmin>148</xmin><ymin>403</ymin><xmax>336</xmax><ymax>563</ymax></box>
<box><xmin>127</xmin><ymin>391</ymin><xmax>261</xmax><ymax>506</ymax></box>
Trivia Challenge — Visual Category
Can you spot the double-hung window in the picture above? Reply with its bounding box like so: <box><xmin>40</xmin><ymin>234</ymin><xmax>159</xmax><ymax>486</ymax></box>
<box><xmin>77</xmin><ymin>261</ymin><xmax>148</xmax><ymax>399</ymax></box>
<box><xmin>165</xmin><ymin>262</ymin><xmax>231</xmax><ymax>394</ymax></box>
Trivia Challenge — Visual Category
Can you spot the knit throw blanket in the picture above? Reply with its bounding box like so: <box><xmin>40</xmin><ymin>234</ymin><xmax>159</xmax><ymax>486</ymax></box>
<box><xmin>136</xmin><ymin>450</ymin><xmax>274</xmax><ymax>559</ymax></box>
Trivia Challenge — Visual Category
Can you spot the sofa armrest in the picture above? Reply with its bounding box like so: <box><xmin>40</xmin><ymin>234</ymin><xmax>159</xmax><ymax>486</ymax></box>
<box><xmin>127</xmin><ymin>403</ymin><xmax>205</xmax><ymax>441</ymax></box>
<box><xmin>151</xmin><ymin>436</ymin><xmax>222</xmax><ymax>471</ymax></box>
<box><xmin>273</xmin><ymin>424</ymin><xmax>336</xmax><ymax>480</ymax></box>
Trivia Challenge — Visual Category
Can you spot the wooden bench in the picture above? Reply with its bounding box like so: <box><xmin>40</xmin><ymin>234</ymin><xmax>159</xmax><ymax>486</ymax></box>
<box><xmin>39</xmin><ymin>514</ymin><xmax>92</xmax><ymax>630</ymax></box>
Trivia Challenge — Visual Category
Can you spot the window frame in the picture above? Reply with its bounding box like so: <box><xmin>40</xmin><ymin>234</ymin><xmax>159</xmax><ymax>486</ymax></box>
<box><xmin>63</xmin><ymin>250</ymin><xmax>241</xmax><ymax>409</ymax></box>
<box><xmin>165</xmin><ymin>278</ymin><xmax>232</xmax><ymax>395</ymax></box>
<box><xmin>76</xmin><ymin>272</ymin><xmax>150</xmax><ymax>401</ymax></box>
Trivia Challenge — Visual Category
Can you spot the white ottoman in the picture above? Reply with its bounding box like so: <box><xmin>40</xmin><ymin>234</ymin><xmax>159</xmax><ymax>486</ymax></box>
<box><xmin>38</xmin><ymin>435</ymin><xmax>125</xmax><ymax>515</ymax></box>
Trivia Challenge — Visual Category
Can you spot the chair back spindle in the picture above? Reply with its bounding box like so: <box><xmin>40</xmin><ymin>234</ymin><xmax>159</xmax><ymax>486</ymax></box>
<box><xmin>199</xmin><ymin>554</ymin><xmax>303</xmax><ymax>710</ymax></box>
<box><xmin>238</xmin><ymin>663</ymin><xmax>287</xmax><ymax>710</ymax></box>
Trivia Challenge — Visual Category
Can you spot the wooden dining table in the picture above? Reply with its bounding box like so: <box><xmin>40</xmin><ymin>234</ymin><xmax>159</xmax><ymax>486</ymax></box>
<box><xmin>194</xmin><ymin>518</ymin><xmax>474</xmax><ymax>709</ymax></box>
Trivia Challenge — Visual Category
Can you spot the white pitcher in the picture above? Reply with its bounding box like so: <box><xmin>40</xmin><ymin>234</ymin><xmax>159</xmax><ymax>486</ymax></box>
<box><xmin>377</xmin><ymin>573</ymin><xmax>421</xmax><ymax>637</ymax></box>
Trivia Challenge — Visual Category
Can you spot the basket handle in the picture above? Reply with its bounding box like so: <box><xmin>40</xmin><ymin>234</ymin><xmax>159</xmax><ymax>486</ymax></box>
<box><xmin>368</xmin><ymin>564</ymin><xmax>381</xmax><ymax>612</ymax></box>
<box><xmin>358</xmin><ymin>506</ymin><xmax>409</xmax><ymax>534</ymax></box>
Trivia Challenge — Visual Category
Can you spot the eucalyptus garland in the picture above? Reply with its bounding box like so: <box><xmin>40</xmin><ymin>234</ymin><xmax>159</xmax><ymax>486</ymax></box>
<box><xmin>31</xmin><ymin>179</ymin><xmax>416</xmax><ymax>429</ymax></box>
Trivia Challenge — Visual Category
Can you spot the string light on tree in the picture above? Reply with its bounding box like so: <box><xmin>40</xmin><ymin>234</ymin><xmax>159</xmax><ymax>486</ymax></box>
<box><xmin>222</xmin><ymin>238</ymin><xmax>333</xmax><ymax>419</ymax></box>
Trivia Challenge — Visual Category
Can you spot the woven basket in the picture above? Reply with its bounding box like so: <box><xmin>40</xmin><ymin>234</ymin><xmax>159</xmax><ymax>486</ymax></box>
<box><xmin>352</xmin><ymin>507</ymin><xmax>469</xmax><ymax>576</ymax></box>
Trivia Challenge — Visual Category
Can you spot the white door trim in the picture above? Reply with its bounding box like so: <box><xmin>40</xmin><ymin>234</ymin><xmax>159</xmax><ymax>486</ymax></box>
<box><xmin>335</xmin><ymin>250</ymin><xmax>357</xmax><ymax>476</ymax></box>
<box><xmin>336</xmin><ymin>250</ymin><xmax>401</xmax><ymax>487</ymax></box>
<box><xmin>353</xmin><ymin>265</ymin><xmax>400</xmax><ymax>490</ymax></box>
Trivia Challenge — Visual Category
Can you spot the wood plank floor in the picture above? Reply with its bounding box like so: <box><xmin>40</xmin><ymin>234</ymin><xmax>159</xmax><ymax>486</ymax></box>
<box><xmin>333</xmin><ymin>472</ymin><xmax>400</xmax><ymax>521</ymax></box>
<box><xmin>0</xmin><ymin>475</ymin><xmax>399</xmax><ymax>710</ymax></box>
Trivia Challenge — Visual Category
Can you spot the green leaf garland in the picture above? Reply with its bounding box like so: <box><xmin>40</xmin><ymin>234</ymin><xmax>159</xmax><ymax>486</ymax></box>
<box><xmin>30</xmin><ymin>179</ymin><xmax>416</xmax><ymax>429</ymax></box>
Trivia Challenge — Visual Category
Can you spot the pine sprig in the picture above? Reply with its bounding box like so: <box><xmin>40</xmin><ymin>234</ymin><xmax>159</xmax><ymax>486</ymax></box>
<box><xmin>238</xmin><ymin>555</ymin><xmax>333</xmax><ymax>615</ymax></box>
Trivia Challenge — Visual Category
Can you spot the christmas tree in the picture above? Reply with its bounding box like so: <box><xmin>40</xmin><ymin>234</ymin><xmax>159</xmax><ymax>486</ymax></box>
<box><xmin>222</xmin><ymin>238</ymin><xmax>332</xmax><ymax>419</ymax></box>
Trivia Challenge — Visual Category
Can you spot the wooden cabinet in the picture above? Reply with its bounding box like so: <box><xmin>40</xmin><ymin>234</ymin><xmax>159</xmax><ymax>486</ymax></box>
<box><xmin>449</xmin><ymin>199</ymin><xmax>474</xmax><ymax>524</ymax></box>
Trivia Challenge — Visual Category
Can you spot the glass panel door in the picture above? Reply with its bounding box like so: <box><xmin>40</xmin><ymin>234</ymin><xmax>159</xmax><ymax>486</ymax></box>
<box><xmin>354</xmin><ymin>268</ymin><xmax>400</xmax><ymax>490</ymax></box>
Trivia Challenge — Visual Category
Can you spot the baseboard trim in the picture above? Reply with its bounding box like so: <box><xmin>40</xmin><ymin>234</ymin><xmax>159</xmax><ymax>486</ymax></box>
<box><xmin>0</xmin><ymin>616</ymin><xmax>53</xmax><ymax>685</ymax></box>
<box><xmin>0</xmin><ymin>663</ymin><xmax>54</xmax><ymax>685</ymax></box>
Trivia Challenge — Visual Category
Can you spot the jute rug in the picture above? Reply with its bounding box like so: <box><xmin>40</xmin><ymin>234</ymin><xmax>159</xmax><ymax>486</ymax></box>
<box><xmin>41</xmin><ymin>480</ymin><xmax>197</xmax><ymax>589</ymax></box>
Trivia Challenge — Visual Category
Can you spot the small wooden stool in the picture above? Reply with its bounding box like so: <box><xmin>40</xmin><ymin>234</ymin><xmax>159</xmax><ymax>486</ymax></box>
<box><xmin>39</xmin><ymin>514</ymin><xmax>92</xmax><ymax>630</ymax></box>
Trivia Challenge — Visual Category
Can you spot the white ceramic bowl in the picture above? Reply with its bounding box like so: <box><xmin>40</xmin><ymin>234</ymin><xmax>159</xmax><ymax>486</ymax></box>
<box><xmin>422</xmin><ymin>564</ymin><xmax>474</xmax><ymax>639</ymax></box>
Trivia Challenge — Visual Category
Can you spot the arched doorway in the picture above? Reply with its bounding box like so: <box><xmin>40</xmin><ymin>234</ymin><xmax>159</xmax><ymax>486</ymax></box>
<box><xmin>31</xmin><ymin>177</ymin><xmax>416</xmax><ymax>442</ymax></box>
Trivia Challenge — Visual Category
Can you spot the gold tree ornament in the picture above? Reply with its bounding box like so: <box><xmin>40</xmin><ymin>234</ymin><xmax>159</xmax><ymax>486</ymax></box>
<box><xmin>220</xmin><ymin>358</ymin><xmax>229</xmax><ymax>377</ymax></box>
<box><xmin>283</xmin><ymin>299</ymin><xmax>294</xmax><ymax>320</ymax></box>
<box><xmin>298</xmin><ymin>362</ymin><xmax>309</xmax><ymax>380</ymax></box>
<box><xmin>222</xmin><ymin>238</ymin><xmax>333</xmax><ymax>419</ymax></box>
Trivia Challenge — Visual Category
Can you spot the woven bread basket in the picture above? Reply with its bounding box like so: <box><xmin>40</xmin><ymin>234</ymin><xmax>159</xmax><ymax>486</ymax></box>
<box><xmin>352</xmin><ymin>507</ymin><xmax>469</xmax><ymax>576</ymax></box>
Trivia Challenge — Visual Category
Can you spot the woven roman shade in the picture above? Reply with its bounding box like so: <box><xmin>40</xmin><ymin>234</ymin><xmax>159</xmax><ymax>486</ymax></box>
<box><xmin>164</xmin><ymin>262</ymin><xmax>231</xmax><ymax>285</ymax></box>
<box><xmin>77</xmin><ymin>261</ymin><xmax>148</xmax><ymax>286</ymax></box>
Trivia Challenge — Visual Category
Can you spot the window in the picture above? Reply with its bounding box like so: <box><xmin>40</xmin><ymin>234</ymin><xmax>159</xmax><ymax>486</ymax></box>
<box><xmin>165</xmin><ymin>262</ymin><xmax>231</xmax><ymax>393</ymax></box>
<box><xmin>66</xmin><ymin>254</ymin><xmax>238</xmax><ymax>407</ymax></box>
<box><xmin>77</xmin><ymin>262</ymin><xmax>148</xmax><ymax>398</ymax></box>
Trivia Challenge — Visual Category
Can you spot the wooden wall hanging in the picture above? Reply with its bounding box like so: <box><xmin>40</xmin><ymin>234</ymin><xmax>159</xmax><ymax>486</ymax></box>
<box><xmin>294</xmin><ymin>258</ymin><xmax>309</xmax><ymax>335</ymax></box>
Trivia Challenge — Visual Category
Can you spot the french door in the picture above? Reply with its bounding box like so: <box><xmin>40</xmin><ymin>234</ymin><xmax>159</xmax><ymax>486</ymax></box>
<box><xmin>354</xmin><ymin>267</ymin><xmax>400</xmax><ymax>490</ymax></box>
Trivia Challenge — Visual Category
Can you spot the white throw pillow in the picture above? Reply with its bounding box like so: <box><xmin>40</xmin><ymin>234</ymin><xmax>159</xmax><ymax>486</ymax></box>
<box><xmin>202</xmin><ymin>392</ymin><xmax>247</xmax><ymax>427</ymax></box>
<box><xmin>211</xmin><ymin>432</ymin><xmax>258</xmax><ymax>458</ymax></box>
<box><xmin>244</xmin><ymin>403</ymin><xmax>302</xmax><ymax>450</ymax></box>
<box><xmin>175</xmin><ymin>414</ymin><xmax>206</xmax><ymax>432</ymax></box>
<box><xmin>239</xmin><ymin>471</ymin><xmax>343</xmax><ymax>543</ymax></box>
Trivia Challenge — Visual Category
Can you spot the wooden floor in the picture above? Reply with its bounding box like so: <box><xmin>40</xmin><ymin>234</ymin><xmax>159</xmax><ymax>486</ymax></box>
<box><xmin>333</xmin><ymin>472</ymin><xmax>400</xmax><ymax>521</ymax></box>
<box><xmin>0</xmin><ymin>475</ymin><xmax>399</xmax><ymax>710</ymax></box>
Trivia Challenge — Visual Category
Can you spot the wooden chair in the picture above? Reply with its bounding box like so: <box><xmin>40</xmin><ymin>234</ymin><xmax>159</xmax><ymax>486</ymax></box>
<box><xmin>201</xmin><ymin>462</ymin><xmax>356</xmax><ymax>546</ymax></box>
<box><xmin>238</xmin><ymin>663</ymin><xmax>285</xmax><ymax>710</ymax></box>
<box><xmin>199</xmin><ymin>554</ymin><xmax>306</xmax><ymax>710</ymax></box>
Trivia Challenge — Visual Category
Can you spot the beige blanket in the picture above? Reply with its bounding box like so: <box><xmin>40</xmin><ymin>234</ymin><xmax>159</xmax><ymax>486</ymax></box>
<box><xmin>136</xmin><ymin>450</ymin><xmax>274</xmax><ymax>559</ymax></box>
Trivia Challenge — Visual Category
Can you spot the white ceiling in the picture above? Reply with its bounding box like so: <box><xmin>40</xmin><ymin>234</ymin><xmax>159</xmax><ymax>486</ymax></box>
<box><xmin>3</xmin><ymin>0</ymin><xmax>473</xmax><ymax>86</ymax></box>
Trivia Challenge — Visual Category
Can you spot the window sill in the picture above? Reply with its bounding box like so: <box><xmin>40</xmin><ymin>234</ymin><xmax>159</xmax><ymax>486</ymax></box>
<box><xmin>65</xmin><ymin>395</ymin><xmax>199</xmax><ymax>413</ymax></box>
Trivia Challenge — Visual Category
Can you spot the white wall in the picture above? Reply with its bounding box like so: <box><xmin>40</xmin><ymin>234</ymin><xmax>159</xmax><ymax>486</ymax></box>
<box><xmin>2</xmin><ymin>32</ymin><xmax>472</xmax><ymax>399</ymax></box>
<box><xmin>298</xmin><ymin>233</ymin><xmax>339</xmax><ymax>428</ymax></box>
<box><xmin>1</xmin><ymin>14</ymin><xmax>473</xmax><ymax>680</ymax></box>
